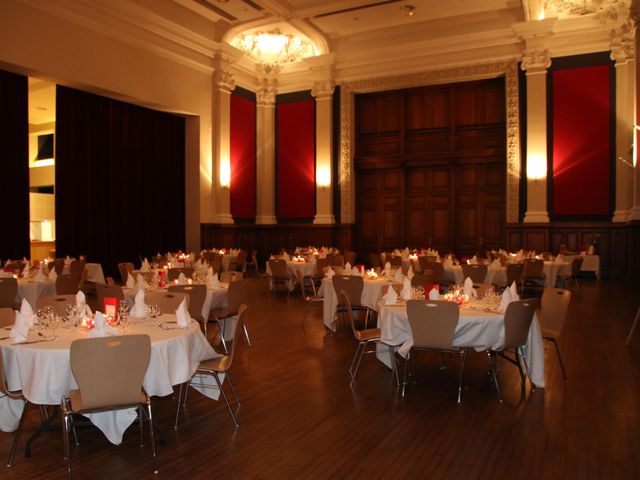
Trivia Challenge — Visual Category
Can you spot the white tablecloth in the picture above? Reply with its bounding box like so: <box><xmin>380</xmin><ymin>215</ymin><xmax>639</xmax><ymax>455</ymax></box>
<box><xmin>0</xmin><ymin>314</ymin><xmax>217</xmax><ymax>443</ymax></box>
<box><xmin>376</xmin><ymin>299</ymin><xmax>545</xmax><ymax>387</ymax></box>
<box><xmin>123</xmin><ymin>285</ymin><xmax>228</xmax><ymax>320</ymax></box>
<box><xmin>558</xmin><ymin>254</ymin><xmax>600</xmax><ymax>278</ymax></box>
<box><xmin>265</xmin><ymin>261</ymin><xmax>316</xmax><ymax>291</ymax></box>
<box><xmin>317</xmin><ymin>276</ymin><xmax>398</xmax><ymax>330</ymax></box>
<box><xmin>16</xmin><ymin>279</ymin><xmax>57</xmax><ymax>309</ymax></box>
<box><xmin>444</xmin><ymin>261</ymin><xmax>568</xmax><ymax>288</ymax></box>
<box><xmin>61</xmin><ymin>262</ymin><xmax>105</xmax><ymax>284</ymax></box>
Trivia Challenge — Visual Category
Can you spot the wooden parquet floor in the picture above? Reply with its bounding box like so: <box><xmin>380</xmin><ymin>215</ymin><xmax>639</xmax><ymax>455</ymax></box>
<box><xmin>2</xmin><ymin>276</ymin><xmax>640</xmax><ymax>479</ymax></box>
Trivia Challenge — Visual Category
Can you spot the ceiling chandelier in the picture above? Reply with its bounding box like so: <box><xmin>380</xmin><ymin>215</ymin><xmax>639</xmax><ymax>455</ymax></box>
<box><xmin>233</xmin><ymin>29</ymin><xmax>316</xmax><ymax>65</ymax></box>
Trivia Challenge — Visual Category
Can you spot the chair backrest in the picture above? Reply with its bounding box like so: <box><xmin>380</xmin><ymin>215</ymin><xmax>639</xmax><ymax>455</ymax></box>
<box><xmin>406</xmin><ymin>299</ymin><xmax>459</xmax><ymax>350</ymax></box>
<box><xmin>340</xmin><ymin>290</ymin><xmax>361</xmax><ymax>338</ymax></box>
<box><xmin>570</xmin><ymin>257</ymin><xmax>584</xmax><ymax>277</ymax></box>
<box><xmin>70</xmin><ymin>335</ymin><xmax>151</xmax><ymax>410</ymax></box>
<box><xmin>235</xmin><ymin>250</ymin><xmax>247</xmax><ymax>266</ymax></box>
<box><xmin>0</xmin><ymin>278</ymin><xmax>18</xmax><ymax>308</ymax></box>
<box><xmin>331</xmin><ymin>254</ymin><xmax>345</xmax><ymax>267</ymax></box>
<box><xmin>168</xmin><ymin>284</ymin><xmax>206</xmax><ymax>322</ymax></box>
<box><xmin>37</xmin><ymin>295</ymin><xmax>76</xmax><ymax>316</ymax></box>
<box><xmin>369</xmin><ymin>253</ymin><xmax>381</xmax><ymax>269</ymax></box>
<box><xmin>268</xmin><ymin>259</ymin><xmax>289</xmax><ymax>278</ymax></box>
<box><xmin>540</xmin><ymin>288</ymin><xmax>571</xmax><ymax>339</ymax></box>
<box><xmin>52</xmin><ymin>258</ymin><xmax>65</xmax><ymax>275</ymax></box>
<box><xmin>388</xmin><ymin>256</ymin><xmax>403</xmax><ymax>267</ymax></box>
<box><xmin>410</xmin><ymin>274</ymin><xmax>430</xmax><ymax>288</ymax></box>
<box><xmin>506</xmin><ymin>263</ymin><xmax>524</xmax><ymax>286</ymax></box>
<box><xmin>167</xmin><ymin>267</ymin><xmax>194</xmax><ymax>282</ymax></box>
<box><xmin>118</xmin><ymin>262</ymin><xmax>135</xmax><ymax>283</ymax></box>
<box><xmin>96</xmin><ymin>284</ymin><xmax>124</xmax><ymax>308</ymax></box>
<box><xmin>217</xmin><ymin>304</ymin><xmax>248</xmax><ymax>372</ymax></box>
<box><xmin>145</xmin><ymin>291</ymin><xmax>190</xmax><ymax>314</ymax></box>
<box><xmin>461</xmin><ymin>264</ymin><xmax>487</xmax><ymax>284</ymax></box>
<box><xmin>521</xmin><ymin>259</ymin><xmax>544</xmax><ymax>280</ymax></box>
<box><xmin>69</xmin><ymin>260</ymin><xmax>86</xmax><ymax>276</ymax></box>
<box><xmin>344</xmin><ymin>251</ymin><xmax>357</xmax><ymax>266</ymax></box>
<box><xmin>204</xmin><ymin>252</ymin><xmax>223</xmax><ymax>265</ymax></box>
<box><xmin>0</xmin><ymin>307</ymin><xmax>15</xmax><ymax>327</ymax></box>
<box><xmin>56</xmin><ymin>274</ymin><xmax>80</xmax><ymax>295</ymax></box>
<box><xmin>503</xmin><ymin>298</ymin><xmax>539</xmax><ymax>349</ymax></box>
<box><xmin>315</xmin><ymin>258</ymin><xmax>330</xmax><ymax>277</ymax></box>
<box><xmin>421</xmin><ymin>262</ymin><xmax>444</xmax><ymax>284</ymax></box>
<box><xmin>332</xmin><ymin>275</ymin><xmax>364</xmax><ymax>307</ymax></box>
<box><xmin>226</xmin><ymin>280</ymin><xmax>248</xmax><ymax>312</ymax></box>
<box><xmin>220</xmin><ymin>271</ymin><xmax>244</xmax><ymax>283</ymax></box>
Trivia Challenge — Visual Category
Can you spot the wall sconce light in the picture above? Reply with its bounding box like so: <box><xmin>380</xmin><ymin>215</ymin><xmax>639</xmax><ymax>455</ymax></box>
<box><xmin>220</xmin><ymin>159</ymin><xmax>231</xmax><ymax>188</ymax></box>
<box><xmin>526</xmin><ymin>153</ymin><xmax>547</xmax><ymax>180</ymax></box>
<box><xmin>316</xmin><ymin>166</ymin><xmax>331</xmax><ymax>190</ymax></box>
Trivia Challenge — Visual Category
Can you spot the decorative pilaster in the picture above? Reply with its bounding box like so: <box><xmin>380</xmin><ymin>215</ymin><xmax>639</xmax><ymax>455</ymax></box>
<box><xmin>255</xmin><ymin>64</ymin><xmax>278</xmax><ymax>225</ymax></box>
<box><xmin>210</xmin><ymin>47</ymin><xmax>239</xmax><ymax>224</ymax></box>
<box><xmin>513</xmin><ymin>18</ymin><xmax>556</xmax><ymax>223</ymax></box>
<box><xmin>611</xmin><ymin>20</ymin><xmax>636</xmax><ymax>222</ymax></box>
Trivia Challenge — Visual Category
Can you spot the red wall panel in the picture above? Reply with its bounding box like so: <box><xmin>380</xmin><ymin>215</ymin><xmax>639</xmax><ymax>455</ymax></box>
<box><xmin>552</xmin><ymin>64</ymin><xmax>611</xmax><ymax>216</ymax></box>
<box><xmin>277</xmin><ymin>99</ymin><xmax>315</xmax><ymax>219</ymax></box>
<box><xmin>230</xmin><ymin>94</ymin><xmax>256</xmax><ymax>219</ymax></box>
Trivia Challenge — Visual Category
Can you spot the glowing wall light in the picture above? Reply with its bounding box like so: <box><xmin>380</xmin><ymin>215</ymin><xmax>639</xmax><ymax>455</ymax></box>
<box><xmin>527</xmin><ymin>153</ymin><xmax>547</xmax><ymax>180</ymax></box>
<box><xmin>316</xmin><ymin>165</ymin><xmax>331</xmax><ymax>188</ymax></box>
<box><xmin>220</xmin><ymin>158</ymin><xmax>231</xmax><ymax>188</ymax></box>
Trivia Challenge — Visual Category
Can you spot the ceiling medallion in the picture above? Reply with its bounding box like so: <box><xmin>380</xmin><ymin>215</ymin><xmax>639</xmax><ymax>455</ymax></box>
<box><xmin>232</xmin><ymin>29</ymin><xmax>316</xmax><ymax>65</ymax></box>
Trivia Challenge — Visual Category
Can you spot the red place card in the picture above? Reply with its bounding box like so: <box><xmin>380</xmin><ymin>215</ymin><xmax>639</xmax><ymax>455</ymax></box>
<box><xmin>104</xmin><ymin>297</ymin><xmax>117</xmax><ymax>317</ymax></box>
<box><xmin>424</xmin><ymin>284</ymin><xmax>439</xmax><ymax>298</ymax></box>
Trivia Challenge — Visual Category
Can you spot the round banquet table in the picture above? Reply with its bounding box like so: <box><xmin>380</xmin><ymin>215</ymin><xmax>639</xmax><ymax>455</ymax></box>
<box><xmin>0</xmin><ymin>314</ymin><xmax>218</xmax><ymax>444</ymax></box>
<box><xmin>16</xmin><ymin>279</ymin><xmax>57</xmax><ymax>309</ymax></box>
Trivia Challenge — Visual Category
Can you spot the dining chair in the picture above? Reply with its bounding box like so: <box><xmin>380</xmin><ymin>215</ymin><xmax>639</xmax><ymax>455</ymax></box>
<box><xmin>388</xmin><ymin>255</ymin><xmax>403</xmax><ymax>267</ymax></box>
<box><xmin>539</xmin><ymin>288</ymin><xmax>572</xmax><ymax>381</ymax></box>
<box><xmin>235</xmin><ymin>250</ymin><xmax>247</xmax><ymax>273</ymax></box>
<box><xmin>61</xmin><ymin>335</ymin><xmax>157</xmax><ymax>478</ymax></box>
<box><xmin>145</xmin><ymin>291</ymin><xmax>189</xmax><ymax>314</ymax></box>
<box><xmin>208</xmin><ymin>280</ymin><xmax>249</xmax><ymax>352</ymax></box>
<box><xmin>461</xmin><ymin>264</ymin><xmax>487</xmax><ymax>285</ymax></box>
<box><xmin>488</xmin><ymin>298</ymin><xmax>539</xmax><ymax>402</ymax></box>
<box><xmin>168</xmin><ymin>284</ymin><xmax>206</xmax><ymax>324</ymax></box>
<box><xmin>96</xmin><ymin>284</ymin><xmax>124</xmax><ymax>312</ymax></box>
<box><xmin>330</xmin><ymin>254</ymin><xmax>345</xmax><ymax>267</ymax></box>
<box><xmin>626</xmin><ymin>306</ymin><xmax>640</xmax><ymax>346</ymax></box>
<box><xmin>340</xmin><ymin>290</ymin><xmax>394</xmax><ymax>386</ymax></box>
<box><xmin>332</xmin><ymin>275</ymin><xmax>370</xmax><ymax>330</ymax></box>
<box><xmin>175</xmin><ymin>304</ymin><xmax>247</xmax><ymax>429</ymax></box>
<box><xmin>56</xmin><ymin>274</ymin><xmax>81</xmax><ymax>295</ymax></box>
<box><xmin>0</xmin><ymin>308</ymin><xmax>30</xmax><ymax>468</ymax></box>
<box><xmin>296</xmin><ymin>270</ymin><xmax>323</xmax><ymax>328</ymax></box>
<box><xmin>313</xmin><ymin>258</ymin><xmax>330</xmax><ymax>292</ymax></box>
<box><xmin>0</xmin><ymin>278</ymin><xmax>19</xmax><ymax>309</ymax></box>
<box><xmin>558</xmin><ymin>257</ymin><xmax>583</xmax><ymax>290</ymax></box>
<box><xmin>410</xmin><ymin>274</ymin><xmax>430</xmax><ymax>288</ymax></box>
<box><xmin>167</xmin><ymin>267</ymin><xmax>194</xmax><ymax>282</ymax></box>
<box><xmin>267</xmin><ymin>259</ymin><xmax>292</xmax><ymax>295</ymax></box>
<box><xmin>520</xmin><ymin>259</ymin><xmax>545</xmax><ymax>294</ymax></box>
<box><xmin>69</xmin><ymin>260</ymin><xmax>85</xmax><ymax>277</ymax></box>
<box><xmin>117</xmin><ymin>262</ymin><xmax>135</xmax><ymax>284</ymax></box>
<box><xmin>344</xmin><ymin>250</ymin><xmax>357</xmax><ymax>266</ymax></box>
<box><xmin>504</xmin><ymin>263</ymin><xmax>524</xmax><ymax>290</ymax></box>
<box><xmin>403</xmin><ymin>299</ymin><xmax>467</xmax><ymax>402</ymax></box>
<box><xmin>36</xmin><ymin>295</ymin><xmax>76</xmax><ymax>316</ymax></box>
<box><xmin>369</xmin><ymin>253</ymin><xmax>381</xmax><ymax>269</ymax></box>
<box><xmin>204</xmin><ymin>252</ymin><xmax>223</xmax><ymax>265</ymax></box>
<box><xmin>220</xmin><ymin>271</ymin><xmax>244</xmax><ymax>283</ymax></box>
<box><xmin>51</xmin><ymin>258</ymin><xmax>65</xmax><ymax>275</ymax></box>
<box><xmin>247</xmin><ymin>249</ymin><xmax>260</xmax><ymax>276</ymax></box>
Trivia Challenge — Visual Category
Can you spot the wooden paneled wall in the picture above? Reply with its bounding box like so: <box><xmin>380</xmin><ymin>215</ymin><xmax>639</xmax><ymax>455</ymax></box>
<box><xmin>354</xmin><ymin>77</ymin><xmax>506</xmax><ymax>256</ymax></box>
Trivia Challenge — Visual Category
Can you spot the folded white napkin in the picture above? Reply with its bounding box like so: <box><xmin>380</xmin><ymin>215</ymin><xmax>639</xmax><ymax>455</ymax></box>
<box><xmin>400</xmin><ymin>277</ymin><xmax>412</xmax><ymax>301</ymax></box>
<box><xmin>126</xmin><ymin>273</ymin><xmax>136</xmax><ymax>289</ymax></box>
<box><xmin>88</xmin><ymin>312</ymin><xmax>117</xmax><ymax>338</ymax></box>
<box><xmin>344</xmin><ymin>262</ymin><xmax>352</xmax><ymax>271</ymax></box>
<box><xmin>463</xmin><ymin>277</ymin><xmax>477</xmax><ymax>298</ymax></box>
<box><xmin>324</xmin><ymin>267</ymin><xmax>335</xmax><ymax>278</ymax></box>
<box><xmin>130</xmin><ymin>289</ymin><xmax>146</xmax><ymax>317</ymax></box>
<box><xmin>74</xmin><ymin>290</ymin><xmax>92</xmax><ymax>316</ymax></box>
<box><xmin>49</xmin><ymin>268</ymin><xmax>57</xmax><ymax>281</ymax></box>
<box><xmin>469</xmin><ymin>255</ymin><xmax>478</xmax><ymax>265</ymax></box>
<box><xmin>140</xmin><ymin>258</ymin><xmax>150</xmax><ymax>272</ymax></box>
<box><xmin>406</xmin><ymin>265</ymin><xmax>414</xmax><ymax>280</ymax></box>
<box><xmin>490</xmin><ymin>258</ymin><xmax>502</xmax><ymax>270</ymax></box>
<box><xmin>428</xmin><ymin>287</ymin><xmax>440</xmax><ymax>300</ymax></box>
<box><xmin>175</xmin><ymin>299</ymin><xmax>190</xmax><ymax>328</ymax></box>
<box><xmin>384</xmin><ymin>262</ymin><xmax>392</xmax><ymax>276</ymax></box>
<box><xmin>498</xmin><ymin>281</ymin><xmax>520</xmax><ymax>313</ymax></box>
<box><xmin>10</xmin><ymin>299</ymin><xmax>36</xmax><ymax>343</ymax></box>
<box><xmin>76</xmin><ymin>290</ymin><xmax>86</xmax><ymax>306</ymax></box>
<box><xmin>394</xmin><ymin>268</ymin><xmax>404</xmax><ymax>283</ymax></box>
<box><xmin>177</xmin><ymin>272</ymin><xmax>186</xmax><ymax>285</ymax></box>
<box><xmin>351</xmin><ymin>266</ymin><xmax>361</xmax><ymax>276</ymax></box>
<box><xmin>22</xmin><ymin>263</ymin><xmax>30</xmax><ymax>278</ymax></box>
<box><xmin>393</xmin><ymin>249</ymin><xmax>402</xmax><ymax>257</ymax></box>
<box><xmin>65</xmin><ymin>256</ymin><xmax>71</xmax><ymax>264</ymax></box>
<box><xmin>383</xmin><ymin>285</ymin><xmax>398</xmax><ymax>305</ymax></box>
<box><xmin>35</xmin><ymin>267</ymin><xmax>47</xmax><ymax>282</ymax></box>
<box><xmin>136</xmin><ymin>273</ymin><xmax>149</xmax><ymax>290</ymax></box>
<box><xmin>208</xmin><ymin>271</ymin><xmax>220</xmax><ymax>289</ymax></box>
<box><xmin>282</xmin><ymin>253</ymin><xmax>290</xmax><ymax>261</ymax></box>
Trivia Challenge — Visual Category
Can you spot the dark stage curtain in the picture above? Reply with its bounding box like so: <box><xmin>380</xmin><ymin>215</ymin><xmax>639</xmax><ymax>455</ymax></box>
<box><xmin>0</xmin><ymin>69</ymin><xmax>30</xmax><ymax>260</ymax></box>
<box><xmin>56</xmin><ymin>86</ymin><xmax>185</xmax><ymax>277</ymax></box>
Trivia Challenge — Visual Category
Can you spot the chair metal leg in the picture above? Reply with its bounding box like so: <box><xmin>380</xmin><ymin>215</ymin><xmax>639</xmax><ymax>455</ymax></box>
<box><xmin>388</xmin><ymin>345</ymin><xmax>399</xmax><ymax>386</ymax></box>
<box><xmin>144</xmin><ymin>401</ymin><xmax>159</xmax><ymax>474</ymax></box>
<box><xmin>7</xmin><ymin>400</ymin><xmax>27</xmax><ymax>467</ymax></box>
<box><xmin>487</xmin><ymin>351</ymin><xmax>502</xmax><ymax>402</ymax></box>
<box><xmin>625</xmin><ymin>306</ymin><xmax>640</xmax><ymax>346</ymax></box>
<box><xmin>242</xmin><ymin>320</ymin><xmax>251</xmax><ymax>346</ymax></box>
<box><xmin>226</xmin><ymin>373</ymin><xmax>241</xmax><ymax>407</ymax></box>
<box><xmin>349</xmin><ymin>342</ymin><xmax>365</xmax><ymax>380</ymax></box>
<box><xmin>61</xmin><ymin>402</ymin><xmax>71</xmax><ymax>479</ymax></box>
<box><xmin>512</xmin><ymin>349</ymin><xmax>527</xmax><ymax>390</ymax></box>
<box><xmin>457</xmin><ymin>349</ymin><xmax>468</xmax><ymax>404</ymax></box>
<box><xmin>401</xmin><ymin>351</ymin><xmax>411</xmax><ymax>397</ymax></box>
<box><xmin>213</xmin><ymin>373</ymin><xmax>239</xmax><ymax>428</ymax></box>
<box><xmin>138</xmin><ymin>405</ymin><xmax>144</xmax><ymax>447</ymax></box>
<box><xmin>546</xmin><ymin>336</ymin><xmax>568</xmax><ymax>381</ymax></box>
<box><xmin>174</xmin><ymin>382</ymin><xmax>185</xmax><ymax>429</ymax></box>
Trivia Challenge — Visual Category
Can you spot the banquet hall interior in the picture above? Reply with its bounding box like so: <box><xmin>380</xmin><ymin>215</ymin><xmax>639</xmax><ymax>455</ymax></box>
<box><xmin>1</xmin><ymin>0</ymin><xmax>640</xmax><ymax>478</ymax></box>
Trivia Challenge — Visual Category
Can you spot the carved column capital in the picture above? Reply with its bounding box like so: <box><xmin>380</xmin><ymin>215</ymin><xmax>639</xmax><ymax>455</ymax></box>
<box><xmin>311</xmin><ymin>80</ymin><xmax>335</xmax><ymax>100</ymax></box>
<box><xmin>214</xmin><ymin>69</ymin><xmax>235</xmax><ymax>94</ymax></box>
<box><xmin>610</xmin><ymin>19</ymin><xmax>636</xmax><ymax>64</ymax></box>
<box><xmin>521</xmin><ymin>49</ymin><xmax>551</xmax><ymax>73</ymax></box>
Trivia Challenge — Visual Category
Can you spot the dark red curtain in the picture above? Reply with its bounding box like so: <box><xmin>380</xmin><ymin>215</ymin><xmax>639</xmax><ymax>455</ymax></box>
<box><xmin>0</xmin><ymin>69</ymin><xmax>30</xmax><ymax>259</ymax></box>
<box><xmin>230</xmin><ymin>92</ymin><xmax>256</xmax><ymax>219</ymax></box>
<box><xmin>56</xmin><ymin>86</ymin><xmax>185</xmax><ymax>277</ymax></box>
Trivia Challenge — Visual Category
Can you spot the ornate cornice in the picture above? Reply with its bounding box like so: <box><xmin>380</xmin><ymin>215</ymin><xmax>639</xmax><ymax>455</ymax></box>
<box><xmin>610</xmin><ymin>17</ymin><xmax>636</xmax><ymax>63</ymax></box>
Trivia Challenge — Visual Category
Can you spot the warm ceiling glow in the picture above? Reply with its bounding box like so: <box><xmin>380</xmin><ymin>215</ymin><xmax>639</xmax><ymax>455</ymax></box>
<box><xmin>527</xmin><ymin>154</ymin><xmax>547</xmax><ymax>180</ymax></box>
<box><xmin>233</xmin><ymin>29</ymin><xmax>316</xmax><ymax>65</ymax></box>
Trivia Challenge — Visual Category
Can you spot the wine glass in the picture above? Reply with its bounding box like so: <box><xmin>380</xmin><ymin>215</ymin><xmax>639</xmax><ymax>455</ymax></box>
<box><xmin>119</xmin><ymin>312</ymin><xmax>130</xmax><ymax>334</ymax></box>
<box><xmin>48</xmin><ymin>314</ymin><xmax>60</xmax><ymax>339</ymax></box>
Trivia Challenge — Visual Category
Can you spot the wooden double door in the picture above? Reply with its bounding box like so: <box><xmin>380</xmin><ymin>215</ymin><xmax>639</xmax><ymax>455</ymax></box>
<box><xmin>356</xmin><ymin>158</ymin><xmax>505</xmax><ymax>256</ymax></box>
